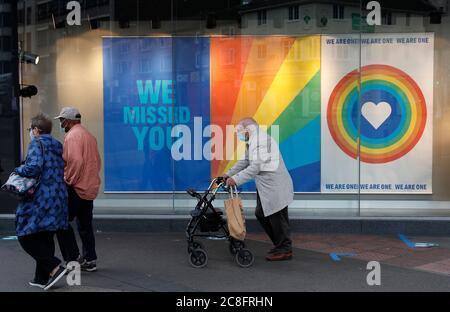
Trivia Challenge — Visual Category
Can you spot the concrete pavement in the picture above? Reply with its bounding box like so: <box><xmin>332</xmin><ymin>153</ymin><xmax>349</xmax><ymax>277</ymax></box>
<box><xmin>1</xmin><ymin>231</ymin><xmax>450</xmax><ymax>292</ymax></box>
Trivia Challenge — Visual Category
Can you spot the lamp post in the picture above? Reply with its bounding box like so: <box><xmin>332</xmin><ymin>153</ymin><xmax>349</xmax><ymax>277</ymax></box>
<box><xmin>17</xmin><ymin>39</ymin><xmax>39</xmax><ymax>160</ymax></box>
<box><xmin>18</xmin><ymin>40</ymin><xmax>24</xmax><ymax>161</ymax></box>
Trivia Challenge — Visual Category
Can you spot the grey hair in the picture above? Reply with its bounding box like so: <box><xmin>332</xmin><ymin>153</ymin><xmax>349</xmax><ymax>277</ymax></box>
<box><xmin>238</xmin><ymin>117</ymin><xmax>258</xmax><ymax>128</ymax></box>
<box><xmin>31</xmin><ymin>112</ymin><xmax>52</xmax><ymax>134</ymax></box>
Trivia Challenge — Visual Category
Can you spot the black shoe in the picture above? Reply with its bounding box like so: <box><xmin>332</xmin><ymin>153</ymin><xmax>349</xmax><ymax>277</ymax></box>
<box><xmin>80</xmin><ymin>260</ymin><xmax>97</xmax><ymax>272</ymax></box>
<box><xmin>29</xmin><ymin>280</ymin><xmax>46</xmax><ymax>289</ymax></box>
<box><xmin>44</xmin><ymin>266</ymin><xmax>68</xmax><ymax>290</ymax></box>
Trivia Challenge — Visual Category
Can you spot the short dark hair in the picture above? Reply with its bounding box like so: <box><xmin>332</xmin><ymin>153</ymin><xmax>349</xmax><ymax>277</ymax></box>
<box><xmin>31</xmin><ymin>112</ymin><xmax>52</xmax><ymax>134</ymax></box>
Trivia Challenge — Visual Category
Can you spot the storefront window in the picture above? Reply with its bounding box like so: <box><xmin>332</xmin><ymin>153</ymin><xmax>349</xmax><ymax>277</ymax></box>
<box><xmin>1</xmin><ymin>0</ymin><xmax>449</xmax><ymax>217</ymax></box>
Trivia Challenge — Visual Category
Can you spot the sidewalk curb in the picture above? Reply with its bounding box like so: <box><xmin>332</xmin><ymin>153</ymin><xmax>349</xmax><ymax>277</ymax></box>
<box><xmin>2</xmin><ymin>215</ymin><xmax>450</xmax><ymax>235</ymax></box>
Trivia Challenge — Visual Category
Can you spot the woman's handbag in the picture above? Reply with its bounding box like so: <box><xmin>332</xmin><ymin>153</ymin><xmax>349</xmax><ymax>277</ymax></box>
<box><xmin>1</xmin><ymin>139</ymin><xmax>44</xmax><ymax>200</ymax></box>
<box><xmin>1</xmin><ymin>172</ymin><xmax>40</xmax><ymax>199</ymax></box>
<box><xmin>224</xmin><ymin>186</ymin><xmax>246</xmax><ymax>241</ymax></box>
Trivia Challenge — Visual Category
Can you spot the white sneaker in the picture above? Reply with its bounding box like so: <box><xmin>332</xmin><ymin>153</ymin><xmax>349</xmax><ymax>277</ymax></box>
<box><xmin>29</xmin><ymin>280</ymin><xmax>46</xmax><ymax>289</ymax></box>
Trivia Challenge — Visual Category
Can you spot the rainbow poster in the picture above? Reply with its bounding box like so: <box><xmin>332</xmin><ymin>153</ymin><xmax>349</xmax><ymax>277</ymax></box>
<box><xmin>321</xmin><ymin>33</ymin><xmax>433</xmax><ymax>193</ymax></box>
<box><xmin>103</xmin><ymin>34</ymin><xmax>432</xmax><ymax>193</ymax></box>
<box><xmin>103</xmin><ymin>36</ymin><xmax>321</xmax><ymax>192</ymax></box>
<box><xmin>211</xmin><ymin>36</ymin><xmax>321</xmax><ymax>192</ymax></box>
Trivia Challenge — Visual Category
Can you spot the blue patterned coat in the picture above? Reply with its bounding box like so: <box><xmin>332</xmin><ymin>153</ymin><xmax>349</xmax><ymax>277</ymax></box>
<box><xmin>14</xmin><ymin>134</ymin><xmax>68</xmax><ymax>236</ymax></box>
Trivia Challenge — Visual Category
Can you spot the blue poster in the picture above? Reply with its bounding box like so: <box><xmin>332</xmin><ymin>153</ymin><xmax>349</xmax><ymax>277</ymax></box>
<box><xmin>103</xmin><ymin>37</ymin><xmax>211</xmax><ymax>192</ymax></box>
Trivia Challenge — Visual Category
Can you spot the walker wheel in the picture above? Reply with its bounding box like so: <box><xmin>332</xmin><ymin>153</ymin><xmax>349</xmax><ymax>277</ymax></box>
<box><xmin>188</xmin><ymin>248</ymin><xmax>208</xmax><ymax>268</ymax></box>
<box><xmin>188</xmin><ymin>241</ymin><xmax>204</xmax><ymax>253</ymax></box>
<box><xmin>229</xmin><ymin>239</ymin><xmax>246</xmax><ymax>254</ymax></box>
<box><xmin>229</xmin><ymin>240</ymin><xmax>246</xmax><ymax>255</ymax></box>
<box><xmin>235</xmin><ymin>249</ymin><xmax>254</xmax><ymax>268</ymax></box>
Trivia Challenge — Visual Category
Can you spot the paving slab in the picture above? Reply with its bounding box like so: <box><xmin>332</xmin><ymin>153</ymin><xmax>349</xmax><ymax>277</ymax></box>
<box><xmin>0</xmin><ymin>232</ymin><xmax>449</xmax><ymax>292</ymax></box>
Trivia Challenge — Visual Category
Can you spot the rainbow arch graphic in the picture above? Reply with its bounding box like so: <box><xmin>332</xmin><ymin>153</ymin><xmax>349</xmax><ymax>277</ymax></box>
<box><xmin>327</xmin><ymin>64</ymin><xmax>427</xmax><ymax>163</ymax></box>
<box><xmin>211</xmin><ymin>36</ymin><xmax>322</xmax><ymax>192</ymax></box>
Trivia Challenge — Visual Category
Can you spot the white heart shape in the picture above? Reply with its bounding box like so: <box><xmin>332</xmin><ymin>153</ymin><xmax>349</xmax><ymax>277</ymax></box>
<box><xmin>361</xmin><ymin>101</ymin><xmax>392</xmax><ymax>130</ymax></box>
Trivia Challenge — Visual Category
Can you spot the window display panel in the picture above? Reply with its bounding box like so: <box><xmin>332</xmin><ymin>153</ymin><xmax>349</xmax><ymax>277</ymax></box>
<box><xmin>11</xmin><ymin>1</ymin><xmax>450</xmax><ymax>217</ymax></box>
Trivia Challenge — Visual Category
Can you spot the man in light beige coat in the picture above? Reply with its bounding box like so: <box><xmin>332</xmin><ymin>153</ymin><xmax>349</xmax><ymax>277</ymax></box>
<box><xmin>225</xmin><ymin>118</ymin><xmax>294</xmax><ymax>261</ymax></box>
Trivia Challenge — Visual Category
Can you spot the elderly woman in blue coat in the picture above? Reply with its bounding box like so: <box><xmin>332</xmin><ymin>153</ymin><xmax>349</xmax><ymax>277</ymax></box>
<box><xmin>15</xmin><ymin>113</ymin><xmax>69</xmax><ymax>290</ymax></box>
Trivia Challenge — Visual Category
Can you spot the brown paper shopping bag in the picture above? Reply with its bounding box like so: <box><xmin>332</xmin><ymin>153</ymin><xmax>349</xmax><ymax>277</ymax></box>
<box><xmin>224</xmin><ymin>186</ymin><xmax>246</xmax><ymax>241</ymax></box>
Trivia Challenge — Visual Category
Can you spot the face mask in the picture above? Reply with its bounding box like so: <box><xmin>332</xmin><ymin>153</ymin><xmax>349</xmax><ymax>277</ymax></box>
<box><xmin>238</xmin><ymin>132</ymin><xmax>247</xmax><ymax>142</ymax></box>
<box><xmin>60</xmin><ymin>120</ymin><xmax>67</xmax><ymax>134</ymax></box>
<box><xmin>29</xmin><ymin>129</ymin><xmax>35</xmax><ymax>140</ymax></box>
